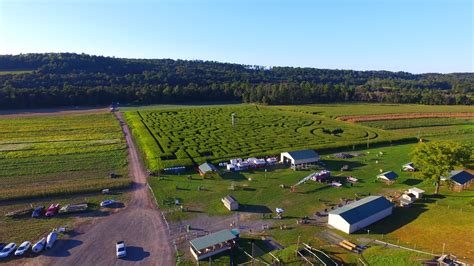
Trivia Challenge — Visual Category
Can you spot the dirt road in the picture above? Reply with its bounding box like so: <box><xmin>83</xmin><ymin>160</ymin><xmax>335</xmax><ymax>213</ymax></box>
<box><xmin>27</xmin><ymin>112</ymin><xmax>174</xmax><ymax>266</ymax></box>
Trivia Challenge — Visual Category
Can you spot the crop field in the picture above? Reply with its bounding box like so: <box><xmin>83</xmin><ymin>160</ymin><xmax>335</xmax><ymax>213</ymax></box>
<box><xmin>0</xmin><ymin>113</ymin><xmax>130</xmax><ymax>201</ymax></box>
<box><xmin>125</xmin><ymin>105</ymin><xmax>410</xmax><ymax>171</ymax></box>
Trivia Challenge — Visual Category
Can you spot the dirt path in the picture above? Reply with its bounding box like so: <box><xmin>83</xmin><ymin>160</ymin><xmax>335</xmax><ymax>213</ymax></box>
<box><xmin>23</xmin><ymin>112</ymin><xmax>174</xmax><ymax>265</ymax></box>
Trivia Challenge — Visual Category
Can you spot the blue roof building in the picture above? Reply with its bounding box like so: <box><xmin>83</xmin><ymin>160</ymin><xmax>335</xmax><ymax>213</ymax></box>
<box><xmin>377</xmin><ymin>171</ymin><xmax>399</xmax><ymax>183</ymax></box>
<box><xmin>443</xmin><ymin>170</ymin><xmax>473</xmax><ymax>192</ymax></box>
<box><xmin>328</xmin><ymin>196</ymin><xmax>393</xmax><ymax>234</ymax></box>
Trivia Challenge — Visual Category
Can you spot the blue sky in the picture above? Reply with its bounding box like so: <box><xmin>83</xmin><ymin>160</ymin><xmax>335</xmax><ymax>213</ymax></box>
<box><xmin>0</xmin><ymin>0</ymin><xmax>472</xmax><ymax>73</ymax></box>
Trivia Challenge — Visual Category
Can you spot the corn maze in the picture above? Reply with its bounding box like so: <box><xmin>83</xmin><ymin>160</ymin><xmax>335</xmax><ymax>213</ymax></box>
<box><xmin>126</xmin><ymin>105</ymin><xmax>409</xmax><ymax>171</ymax></box>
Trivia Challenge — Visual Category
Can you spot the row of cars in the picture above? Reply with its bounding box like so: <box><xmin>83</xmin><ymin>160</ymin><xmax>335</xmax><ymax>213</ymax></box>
<box><xmin>0</xmin><ymin>229</ymin><xmax>58</xmax><ymax>259</ymax></box>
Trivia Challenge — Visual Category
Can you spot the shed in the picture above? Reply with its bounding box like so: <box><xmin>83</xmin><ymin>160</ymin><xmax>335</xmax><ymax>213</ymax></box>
<box><xmin>221</xmin><ymin>195</ymin><xmax>239</xmax><ymax>211</ymax></box>
<box><xmin>189</xmin><ymin>229</ymin><xmax>238</xmax><ymax>260</ymax></box>
<box><xmin>399</xmin><ymin>193</ymin><xmax>416</xmax><ymax>207</ymax></box>
<box><xmin>328</xmin><ymin>196</ymin><xmax>393</xmax><ymax>234</ymax></box>
<box><xmin>377</xmin><ymin>171</ymin><xmax>399</xmax><ymax>183</ymax></box>
<box><xmin>198</xmin><ymin>162</ymin><xmax>218</xmax><ymax>176</ymax></box>
<box><xmin>408</xmin><ymin>187</ymin><xmax>424</xmax><ymax>199</ymax></box>
<box><xmin>280</xmin><ymin>149</ymin><xmax>320</xmax><ymax>170</ymax></box>
<box><xmin>445</xmin><ymin>170</ymin><xmax>473</xmax><ymax>192</ymax></box>
<box><xmin>402</xmin><ymin>162</ymin><xmax>416</xmax><ymax>172</ymax></box>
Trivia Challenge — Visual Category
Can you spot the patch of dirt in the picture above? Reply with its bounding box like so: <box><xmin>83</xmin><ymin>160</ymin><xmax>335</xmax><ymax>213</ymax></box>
<box><xmin>338</xmin><ymin>113</ymin><xmax>474</xmax><ymax>122</ymax></box>
<box><xmin>0</xmin><ymin>107</ymin><xmax>108</xmax><ymax>118</ymax></box>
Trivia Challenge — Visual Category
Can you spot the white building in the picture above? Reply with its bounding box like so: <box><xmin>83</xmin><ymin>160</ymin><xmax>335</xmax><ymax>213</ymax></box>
<box><xmin>280</xmin><ymin>150</ymin><xmax>320</xmax><ymax>169</ymax></box>
<box><xmin>328</xmin><ymin>196</ymin><xmax>393</xmax><ymax>234</ymax></box>
<box><xmin>408</xmin><ymin>187</ymin><xmax>425</xmax><ymax>199</ymax></box>
<box><xmin>221</xmin><ymin>195</ymin><xmax>239</xmax><ymax>211</ymax></box>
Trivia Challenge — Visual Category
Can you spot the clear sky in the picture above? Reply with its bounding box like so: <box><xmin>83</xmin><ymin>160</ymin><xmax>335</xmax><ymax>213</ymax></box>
<box><xmin>0</xmin><ymin>0</ymin><xmax>472</xmax><ymax>73</ymax></box>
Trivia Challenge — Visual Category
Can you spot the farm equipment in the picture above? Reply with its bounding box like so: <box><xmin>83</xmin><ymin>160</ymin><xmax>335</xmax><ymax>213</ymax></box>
<box><xmin>291</xmin><ymin>170</ymin><xmax>331</xmax><ymax>192</ymax></box>
<box><xmin>59</xmin><ymin>203</ymin><xmax>88</xmax><ymax>214</ymax></box>
<box><xmin>275</xmin><ymin>208</ymin><xmax>285</xmax><ymax>219</ymax></box>
<box><xmin>338</xmin><ymin>240</ymin><xmax>360</xmax><ymax>253</ymax></box>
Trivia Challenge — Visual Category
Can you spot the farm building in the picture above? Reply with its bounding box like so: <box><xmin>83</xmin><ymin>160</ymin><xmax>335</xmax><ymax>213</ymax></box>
<box><xmin>398</xmin><ymin>193</ymin><xmax>416</xmax><ymax>207</ymax></box>
<box><xmin>402</xmin><ymin>162</ymin><xmax>416</xmax><ymax>172</ymax></box>
<box><xmin>221</xmin><ymin>195</ymin><xmax>239</xmax><ymax>211</ymax></box>
<box><xmin>189</xmin><ymin>229</ymin><xmax>239</xmax><ymax>260</ymax></box>
<box><xmin>280</xmin><ymin>149</ymin><xmax>320</xmax><ymax>170</ymax></box>
<box><xmin>328</xmin><ymin>196</ymin><xmax>393</xmax><ymax>234</ymax></box>
<box><xmin>377</xmin><ymin>171</ymin><xmax>399</xmax><ymax>183</ymax></box>
<box><xmin>408</xmin><ymin>187</ymin><xmax>424</xmax><ymax>199</ymax></box>
<box><xmin>443</xmin><ymin>170</ymin><xmax>473</xmax><ymax>192</ymax></box>
<box><xmin>198</xmin><ymin>162</ymin><xmax>218</xmax><ymax>176</ymax></box>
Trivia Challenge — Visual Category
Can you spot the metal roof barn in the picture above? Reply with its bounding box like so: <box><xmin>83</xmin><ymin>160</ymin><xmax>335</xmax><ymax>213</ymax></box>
<box><xmin>328</xmin><ymin>196</ymin><xmax>393</xmax><ymax>234</ymax></box>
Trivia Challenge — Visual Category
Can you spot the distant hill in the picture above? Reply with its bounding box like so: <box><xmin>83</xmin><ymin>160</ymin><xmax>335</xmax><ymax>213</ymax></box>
<box><xmin>0</xmin><ymin>53</ymin><xmax>472</xmax><ymax>108</ymax></box>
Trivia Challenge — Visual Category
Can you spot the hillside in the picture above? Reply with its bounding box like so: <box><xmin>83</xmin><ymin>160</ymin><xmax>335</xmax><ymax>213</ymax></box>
<box><xmin>0</xmin><ymin>53</ymin><xmax>473</xmax><ymax>109</ymax></box>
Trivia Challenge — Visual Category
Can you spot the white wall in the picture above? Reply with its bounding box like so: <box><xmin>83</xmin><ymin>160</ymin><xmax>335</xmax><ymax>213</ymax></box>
<box><xmin>328</xmin><ymin>213</ymin><xmax>351</xmax><ymax>234</ymax></box>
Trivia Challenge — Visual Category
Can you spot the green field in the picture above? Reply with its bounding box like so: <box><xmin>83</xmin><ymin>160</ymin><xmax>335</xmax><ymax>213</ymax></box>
<box><xmin>0</xmin><ymin>113</ymin><xmax>131</xmax><ymax>201</ymax></box>
<box><xmin>125</xmin><ymin>105</ymin><xmax>412</xmax><ymax>171</ymax></box>
<box><xmin>128</xmin><ymin>103</ymin><xmax>473</xmax><ymax>264</ymax></box>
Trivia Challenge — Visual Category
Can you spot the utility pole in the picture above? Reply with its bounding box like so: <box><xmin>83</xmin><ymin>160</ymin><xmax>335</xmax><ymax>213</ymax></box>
<box><xmin>231</xmin><ymin>113</ymin><xmax>236</xmax><ymax>127</ymax></box>
<box><xmin>296</xmin><ymin>235</ymin><xmax>301</xmax><ymax>255</ymax></box>
<box><xmin>367</xmin><ymin>134</ymin><xmax>370</xmax><ymax>149</ymax></box>
<box><xmin>442</xmin><ymin>242</ymin><xmax>445</xmax><ymax>255</ymax></box>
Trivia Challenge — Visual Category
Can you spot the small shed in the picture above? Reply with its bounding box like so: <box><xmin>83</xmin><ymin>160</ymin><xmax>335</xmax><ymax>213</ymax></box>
<box><xmin>402</xmin><ymin>162</ymin><xmax>416</xmax><ymax>172</ymax></box>
<box><xmin>198</xmin><ymin>162</ymin><xmax>218</xmax><ymax>177</ymax></box>
<box><xmin>280</xmin><ymin>149</ymin><xmax>320</xmax><ymax>170</ymax></box>
<box><xmin>328</xmin><ymin>196</ymin><xmax>393</xmax><ymax>234</ymax></box>
<box><xmin>408</xmin><ymin>187</ymin><xmax>424</xmax><ymax>199</ymax></box>
<box><xmin>445</xmin><ymin>170</ymin><xmax>473</xmax><ymax>192</ymax></box>
<box><xmin>189</xmin><ymin>229</ymin><xmax>238</xmax><ymax>260</ymax></box>
<box><xmin>221</xmin><ymin>195</ymin><xmax>239</xmax><ymax>211</ymax></box>
<box><xmin>399</xmin><ymin>193</ymin><xmax>416</xmax><ymax>207</ymax></box>
<box><xmin>377</xmin><ymin>171</ymin><xmax>399</xmax><ymax>183</ymax></box>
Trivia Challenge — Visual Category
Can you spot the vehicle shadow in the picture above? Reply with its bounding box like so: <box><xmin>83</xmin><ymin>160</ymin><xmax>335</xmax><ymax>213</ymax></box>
<box><xmin>42</xmin><ymin>239</ymin><xmax>83</xmax><ymax>257</ymax></box>
<box><xmin>120</xmin><ymin>246</ymin><xmax>150</xmax><ymax>262</ymax></box>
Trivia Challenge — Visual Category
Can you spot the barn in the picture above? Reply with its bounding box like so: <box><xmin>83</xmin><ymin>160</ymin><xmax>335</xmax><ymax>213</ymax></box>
<box><xmin>377</xmin><ymin>171</ymin><xmax>398</xmax><ymax>183</ymax></box>
<box><xmin>198</xmin><ymin>162</ymin><xmax>218</xmax><ymax>177</ymax></box>
<box><xmin>280</xmin><ymin>149</ymin><xmax>320</xmax><ymax>170</ymax></box>
<box><xmin>328</xmin><ymin>196</ymin><xmax>393</xmax><ymax>234</ymax></box>
<box><xmin>221</xmin><ymin>195</ymin><xmax>239</xmax><ymax>211</ymax></box>
<box><xmin>445</xmin><ymin>170</ymin><xmax>473</xmax><ymax>192</ymax></box>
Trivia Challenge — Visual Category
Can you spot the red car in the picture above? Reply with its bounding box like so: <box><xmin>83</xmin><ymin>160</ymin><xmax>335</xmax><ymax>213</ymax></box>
<box><xmin>45</xmin><ymin>204</ymin><xmax>60</xmax><ymax>217</ymax></box>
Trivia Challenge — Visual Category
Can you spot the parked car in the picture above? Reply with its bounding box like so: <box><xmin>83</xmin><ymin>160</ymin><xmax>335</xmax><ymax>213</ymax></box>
<box><xmin>100</xmin><ymin>199</ymin><xmax>116</xmax><ymax>207</ymax></box>
<box><xmin>0</xmin><ymin>243</ymin><xmax>17</xmax><ymax>258</ymax></box>
<box><xmin>59</xmin><ymin>203</ymin><xmax>88</xmax><ymax>214</ymax></box>
<box><xmin>32</xmin><ymin>238</ymin><xmax>46</xmax><ymax>253</ymax></box>
<box><xmin>32</xmin><ymin>206</ymin><xmax>44</xmax><ymax>218</ymax></box>
<box><xmin>14</xmin><ymin>241</ymin><xmax>31</xmax><ymax>256</ymax></box>
<box><xmin>46</xmin><ymin>230</ymin><xmax>58</xmax><ymax>249</ymax></box>
<box><xmin>116</xmin><ymin>241</ymin><xmax>126</xmax><ymax>258</ymax></box>
<box><xmin>45</xmin><ymin>204</ymin><xmax>60</xmax><ymax>217</ymax></box>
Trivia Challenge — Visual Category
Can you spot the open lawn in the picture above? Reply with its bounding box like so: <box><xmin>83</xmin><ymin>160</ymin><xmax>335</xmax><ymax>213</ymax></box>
<box><xmin>0</xmin><ymin>113</ymin><xmax>130</xmax><ymax>201</ymax></box>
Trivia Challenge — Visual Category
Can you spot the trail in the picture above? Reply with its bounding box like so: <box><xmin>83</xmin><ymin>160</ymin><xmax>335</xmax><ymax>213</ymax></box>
<box><xmin>25</xmin><ymin>112</ymin><xmax>174</xmax><ymax>266</ymax></box>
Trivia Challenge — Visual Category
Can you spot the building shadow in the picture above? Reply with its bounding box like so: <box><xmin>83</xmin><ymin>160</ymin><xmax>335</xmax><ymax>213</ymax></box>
<box><xmin>238</xmin><ymin>204</ymin><xmax>272</xmax><ymax>214</ymax></box>
<box><xmin>402</xmin><ymin>178</ymin><xmax>422</xmax><ymax>186</ymax></box>
<box><xmin>354</xmin><ymin>203</ymin><xmax>428</xmax><ymax>235</ymax></box>
<box><xmin>220</xmin><ymin>172</ymin><xmax>247</xmax><ymax>180</ymax></box>
<box><xmin>120</xmin><ymin>246</ymin><xmax>150</xmax><ymax>262</ymax></box>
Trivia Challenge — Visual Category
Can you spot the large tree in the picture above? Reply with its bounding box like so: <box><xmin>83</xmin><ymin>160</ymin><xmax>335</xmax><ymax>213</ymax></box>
<box><xmin>412</xmin><ymin>141</ymin><xmax>472</xmax><ymax>194</ymax></box>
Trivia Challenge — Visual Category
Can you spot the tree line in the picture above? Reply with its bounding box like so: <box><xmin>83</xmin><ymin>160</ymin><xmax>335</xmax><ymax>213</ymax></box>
<box><xmin>0</xmin><ymin>53</ymin><xmax>472</xmax><ymax>109</ymax></box>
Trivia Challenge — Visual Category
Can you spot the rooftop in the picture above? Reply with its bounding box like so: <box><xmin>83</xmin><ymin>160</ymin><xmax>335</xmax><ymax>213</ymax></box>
<box><xmin>286</xmin><ymin>149</ymin><xmax>319</xmax><ymax>160</ymax></box>
<box><xmin>222</xmin><ymin>195</ymin><xmax>237</xmax><ymax>203</ymax></box>
<box><xmin>378</xmin><ymin>171</ymin><xmax>399</xmax><ymax>180</ymax></box>
<box><xmin>409</xmin><ymin>187</ymin><xmax>425</xmax><ymax>193</ymax></box>
<box><xmin>329</xmin><ymin>196</ymin><xmax>393</xmax><ymax>224</ymax></box>
<box><xmin>198</xmin><ymin>162</ymin><xmax>218</xmax><ymax>173</ymax></box>
<box><xmin>190</xmin><ymin>229</ymin><xmax>237</xmax><ymax>251</ymax></box>
<box><xmin>448</xmin><ymin>170</ymin><xmax>473</xmax><ymax>185</ymax></box>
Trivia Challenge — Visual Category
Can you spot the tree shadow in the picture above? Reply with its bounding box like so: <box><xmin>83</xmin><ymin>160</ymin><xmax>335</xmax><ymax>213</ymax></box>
<box><xmin>238</xmin><ymin>204</ymin><xmax>272</xmax><ymax>214</ymax></box>
<box><xmin>120</xmin><ymin>246</ymin><xmax>150</xmax><ymax>262</ymax></box>
<box><xmin>42</xmin><ymin>239</ymin><xmax>83</xmax><ymax>257</ymax></box>
<box><xmin>303</xmin><ymin>185</ymin><xmax>331</xmax><ymax>194</ymax></box>
<box><xmin>354</xmin><ymin>203</ymin><xmax>428</xmax><ymax>234</ymax></box>
<box><xmin>403</xmin><ymin>178</ymin><xmax>422</xmax><ymax>186</ymax></box>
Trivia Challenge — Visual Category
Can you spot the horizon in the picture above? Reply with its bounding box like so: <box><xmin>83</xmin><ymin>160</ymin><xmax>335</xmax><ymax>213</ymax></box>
<box><xmin>1</xmin><ymin>0</ymin><xmax>472</xmax><ymax>74</ymax></box>
<box><xmin>2</xmin><ymin>52</ymin><xmax>473</xmax><ymax>75</ymax></box>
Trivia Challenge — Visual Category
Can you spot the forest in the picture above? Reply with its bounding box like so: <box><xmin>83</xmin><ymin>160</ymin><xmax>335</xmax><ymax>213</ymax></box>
<box><xmin>0</xmin><ymin>53</ymin><xmax>472</xmax><ymax>108</ymax></box>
